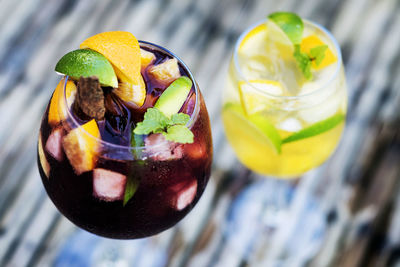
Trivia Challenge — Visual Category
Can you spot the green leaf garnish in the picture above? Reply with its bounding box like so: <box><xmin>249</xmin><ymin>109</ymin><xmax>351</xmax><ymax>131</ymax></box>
<box><xmin>268</xmin><ymin>12</ymin><xmax>304</xmax><ymax>45</ymax></box>
<box><xmin>293</xmin><ymin>45</ymin><xmax>312</xmax><ymax>80</ymax></box>
<box><xmin>268</xmin><ymin>12</ymin><xmax>329</xmax><ymax>79</ymax></box>
<box><xmin>282</xmin><ymin>113</ymin><xmax>345</xmax><ymax>144</ymax></box>
<box><xmin>163</xmin><ymin>125</ymin><xmax>194</xmax><ymax>143</ymax></box>
<box><xmin>123</xmin><ymin>170</ymin><xmax>141</xmax><ymax>206</ymax></box>
<box><xmin>171</xmin><ymin>113</ymin><xmax>191</xmax><ymax>125</ymax></box>
<box><xmin>293</xmin><ymin>44</ymin><xmax>328</xmax><ymax>80</ymax></box>
<box><xmin>309</xmin><ymin>45</ymin><xmax>328</xmax><ymax>66</ymax></box>
<box><xmin>133</xmin><ymin>108</ymin><xmax>169</xmax><ymax>135</ymax></box>
<box><xmin>133</xmin><ymin>108</ymin><xmax>193</xmax><ymax>144</ymax></box>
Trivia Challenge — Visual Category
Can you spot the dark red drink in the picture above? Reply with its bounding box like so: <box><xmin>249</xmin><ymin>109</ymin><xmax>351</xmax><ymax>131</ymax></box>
<box><xmin>38</xmin><ymin>39</ymin><xmax>212</xmax><ymax>239</ymax></box>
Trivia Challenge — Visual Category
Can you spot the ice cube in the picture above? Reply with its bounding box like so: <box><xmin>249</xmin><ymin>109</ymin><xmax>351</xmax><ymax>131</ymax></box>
<box><xmin>45</xmin><ymin>127</ymin><xmax>64</xmax><ymax>161</ymax></box>
<box><xmin>148</xmin><ymin>58</ymin><xmax>181</xmax><ymax>87</ymax></box>
<box><xmin>300</xmin><ymin>64</ymin><xmax>337</xmax><ymax>95</ymax></box>
<box><xmin>168</xmin><ymin>179</ymin><xmax>197</xmax><ymax>211</ymax></box>
<box><xmin>277</xmin><ymin>118</ymin><xmax>303</xmax><ymax>132</ymax></box>
<box><xmin>93</xmin><ymin>168</ymin><xmax>127</xmax><ymax>201</ymax></box>
<box><xmin>180</xmin><ymin>92</ymin><xmax>196</xmax><ymax>116</ymax></box>
<box><xmin>298</xmin><ymin>65</ymin><xmax>344</xmax><ymax>123</ymax></box>
<box><xmin>144</xmin><ymin>133</ymin><xmax>183</xmax><ymax>161</ymax></box>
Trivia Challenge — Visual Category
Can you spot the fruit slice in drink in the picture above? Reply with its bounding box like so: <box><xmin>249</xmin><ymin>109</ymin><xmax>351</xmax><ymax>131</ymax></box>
<box><xmin>80</xmin><ymin>31</ymin><xmax>146</xmax><ymax>106</ymax></box>
<box><xmin>62</xmin><ymin>119</ymin><xmax>100</xmax><ymax>175</ymax></box>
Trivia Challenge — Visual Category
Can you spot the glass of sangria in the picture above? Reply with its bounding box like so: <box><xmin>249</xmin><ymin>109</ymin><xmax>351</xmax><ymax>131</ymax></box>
<box><xmin>37</xmin><ymin>32</ymin><xmax>212</xmax><ymax>239</ymax></box>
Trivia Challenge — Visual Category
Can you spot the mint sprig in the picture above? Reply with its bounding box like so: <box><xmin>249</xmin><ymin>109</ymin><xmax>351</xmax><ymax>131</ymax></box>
<box><xmin>123</xmin><ymin>173</ymin><xmax>140</xmax><ymax>206</ymax></box>
<box><xmin>133</xmin><ymin>108</ymin><xmax>194</xmax><ymax>144</ymax></box>
<box><xmin>268</xmin><ymin>12</ymin><xmax>328</xmax><ymax>80</ymax></box>
<box><xmin>293</xmin><ymin>44</ymin><xmax>327</xmax><ymax>80</ymax></box>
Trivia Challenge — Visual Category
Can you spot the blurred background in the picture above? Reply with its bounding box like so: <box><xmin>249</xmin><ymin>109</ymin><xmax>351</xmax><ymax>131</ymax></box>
<box><xmin>1</xmin><ymin>0</ymin><xmax>400</xmax><ymax>266</ymax></box>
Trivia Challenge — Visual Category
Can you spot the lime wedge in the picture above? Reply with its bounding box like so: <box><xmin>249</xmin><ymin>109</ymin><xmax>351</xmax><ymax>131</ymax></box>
<box><xmin>154</xmin><ymin>76</ymin><xmax>192</xmax><ymax>118</ymax></box>
<box><xmin>223</xmin><ymin>103</ymin><xmax>282</xmax><ymax>154</ymax></box>
<box><xmin>282</xmin><ymin>113</ymin><xmax>345</xmax><ymax>144</ymax></box>
<box><xmin>268</xmin><ymin>12</ymin><xmax>303</xmax><ymax>45</ymax></box>
<box><xmin>55</xmin><ymin>49</ymin><xmax>118</xmax><ymax>88</ymax></box>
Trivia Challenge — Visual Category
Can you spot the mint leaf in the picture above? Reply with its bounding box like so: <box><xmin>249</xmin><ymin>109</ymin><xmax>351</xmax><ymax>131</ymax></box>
<box><xmin>163</xmin><ymin>125</ymin><xmax>194</xmax><ymax>144</ymax></box>
<box><xmin>282</xmin><ymin>113</ymin><xmax>345</xmax><ymax>144</ymax></box>
<box><xmin>171</xmin><ymin>113</ymin><xmax>190</xmax><ymax>125</ymax></box>
<box><xmin>133</xmin><ymin>108</ymin><xmax>170</xmax><ymax>135</ymax></box>
<box><xmin>309</xmin><ymin>45</ymin><xmax>328</xmax><ymax>66</ymax></box>
<box><xmin>293</xmin><ymin>45</ymin><xmax>312</xmax><ymax>80</ymax></box>
<box><xmin>133</xmin><ymin>108</ymin><xmax>194</xmax><ymax>144</ymax></box>
<box><xmin>123</xmin><ymin>172</ymin><xmax>140</xmax><ymax>206</ymax></box>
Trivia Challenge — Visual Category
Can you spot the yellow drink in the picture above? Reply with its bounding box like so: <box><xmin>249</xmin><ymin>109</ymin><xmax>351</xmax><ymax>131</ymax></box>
<box><xmin>222</xmin><ymin>17</ymin><xmax>347</xmax><ymax>178</ymax></box>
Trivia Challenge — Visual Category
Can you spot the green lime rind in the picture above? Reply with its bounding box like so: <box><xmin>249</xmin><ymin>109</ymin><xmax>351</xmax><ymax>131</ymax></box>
<box><xmin>248</xmin><ymin>113</ymin><xmax>282</xmax><ymax>154</ymax></box>
<box><xmin>154</xmin><ymin>76</ymin><xmax>192</xmax><ymax>118</ymax></box>
<box><xmin>282</xmin><ymin>113</ymin><xmax>345</xmax><ymax>144</ymax></box>
<box><xmin>223</xmin><ymin>103</ymin><xmax>282</xmax><ymax>154</ymax></box>
<box><xmin>268</xmin><ymin>12</ymin><xmax>304</xmax><ymax>45</ymax></box>
<box><xmin>55</xmin><ymin>49</ymin><xmax>118</xmax><ymax>87</ymax></box>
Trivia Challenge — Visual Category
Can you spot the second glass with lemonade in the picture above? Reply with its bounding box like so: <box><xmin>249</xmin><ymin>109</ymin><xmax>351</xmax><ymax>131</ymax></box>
<box><xmin>222</xmin><ymin>12</ymin><xmax>347</xmax><ymax>177</ymax></box>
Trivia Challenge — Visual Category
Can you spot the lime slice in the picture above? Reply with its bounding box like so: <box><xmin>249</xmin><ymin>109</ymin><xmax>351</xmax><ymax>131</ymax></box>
<box><xmin>282</xmin><ymin>113</ymin><xmax>345</xmax><ymax>144</ymax></box>
<box><xmin>239</xmin><ymin>80</ymin><xmax>283</xmax><ymax>115</ymax></box>
<box><xmin>268</xmin><ymin>12</ymin><xmax>304</xmax><ymax>45</ymax></box>
<box><xmin>55</xmin><ymin>49</ymin><xmax>118</xmax><ymax>88</ymax></box>
<box><xmin>223</xmin><ymin>103</ymin><xmax>281</xmax><ymax>154</ymax></box>
<box><xmin>154</xmin><ymin>76</ymin><xmax>192</xmax><ymax>118</ymax></box>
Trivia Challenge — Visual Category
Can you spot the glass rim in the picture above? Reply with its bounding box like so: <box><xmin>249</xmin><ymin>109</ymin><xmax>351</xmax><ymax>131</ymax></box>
<box><xmin>233</xmin><ymin>18</ymin><xmax>343</xmax><ymax>100</ymax></box>
<box><xmin>62</xmin><ymin>40</ymin><xmax>200</xmax><ymax>151</ymax></box>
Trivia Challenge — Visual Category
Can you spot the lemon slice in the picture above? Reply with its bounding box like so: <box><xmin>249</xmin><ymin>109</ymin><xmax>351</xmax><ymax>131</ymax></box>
<box><xmin>239</xmin><ymin>23</ymin><xmax>268</xmax><ymax>57</ymax></box>
<box><xmin>223</xmin><ymin>103</ymin><xmax>281</xmax><ymax>154</ymax></box>
<box><xmin>238</xmin><ymin>80</ymin><xmax>283</xmax><ymax>115</ymax></box>
<box><xmin>300</xmin><ymin>35</ymin><xmax>337</xmax><ymax>70</ymax></box>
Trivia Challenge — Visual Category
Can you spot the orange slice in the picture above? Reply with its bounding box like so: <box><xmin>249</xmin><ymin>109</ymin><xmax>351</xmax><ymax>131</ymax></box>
<box><xmin>48</xmin><ymin>78</ymin><xmax>77</xmax><ymax>125</ymax></box>
<box><xmin>38</xmin><ymin>132</ymin><xmax>50</xmax><ymax>178</ymax></box>
<box><xmin>80</xmin><ymin>31</ymin><xmax>146</xmax><ymax>106</ymax></box>
<box><xmin>300</xmin><ymin>35</ymin><xmax>337</xmax><ymax>70</ymax></box>
<box><xmin>62</xmin><ymin>119</ymin><xmax>100</xmax><ymax>175</ymax></box>
<box><xmin>148</xmin><ymin>58</ymin><xmax>181</xmax><ymax>87</ymax></box>
<box><xmin>140</xmin><ymin>49</ymin><xmax>155</xmax><ymax>70</ymax></box>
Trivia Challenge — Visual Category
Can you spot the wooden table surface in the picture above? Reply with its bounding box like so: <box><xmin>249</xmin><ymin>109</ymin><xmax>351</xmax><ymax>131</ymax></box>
<box><xmin>1</xmin><ymin>0</ymin><xmax>400</xmax><ymax>266</ymax></box>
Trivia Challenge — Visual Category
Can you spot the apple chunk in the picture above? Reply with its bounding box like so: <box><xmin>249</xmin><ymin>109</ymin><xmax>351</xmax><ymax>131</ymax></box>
<box><xmin>45</xmin><ymin>127</ymin><xmax>64</xmax><ymax>161</ymax></box>
<box><xmin>168</xmin><ymin>179</ymin><xmax>197</xmax><ymax>211</ymax></box>
<box><xmin>93</xmin><ymin>168</ymin><xmax>127</xmax><ymax>201</ymax></box>
<box><xmin>148</xmin><ymin>58</ymin><xmax>181</xmax><ymax>87</ymax></box>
